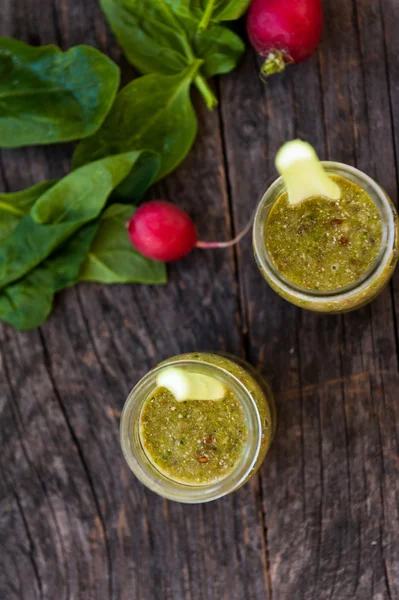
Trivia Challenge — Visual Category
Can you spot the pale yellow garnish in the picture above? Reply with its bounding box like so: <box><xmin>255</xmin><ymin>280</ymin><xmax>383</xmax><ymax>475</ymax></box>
<box><xmin>275</xmin><ymin>140</ymin><xmax>341</xmax><ymax>206</ymax></box>
<box><xmin>156</xmin><ymin>367</ymin><xmax>225</xmax><ymax>402</ymax></box>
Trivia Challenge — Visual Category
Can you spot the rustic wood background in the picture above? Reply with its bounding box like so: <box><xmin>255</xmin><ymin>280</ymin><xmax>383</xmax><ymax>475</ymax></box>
<box><xmin>1</xmin><ymin>0</ymin><xmax>398</xmax><ymax>599</ymax></box>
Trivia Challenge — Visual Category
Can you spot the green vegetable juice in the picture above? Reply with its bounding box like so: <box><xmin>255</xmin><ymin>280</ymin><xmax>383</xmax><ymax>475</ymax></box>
<box><xmin>121</xmin><ymin>353</ymin><xmax>275</xmax><ymax>499</ymax></box>
<box><xmin>265</xmin><ymin>175</ymin><xmax>383</xmax><ymax>292</ymax></box>
<box><xmin>139</xmin><ymin>353</ymin><xmax>274</xmax><ymax>486</ymax></box>
<box><xmin>254</xmin><ymin>147</ymin><xmax>399</xmax><ymax>313</ymax></box>
<box><xmin>140</xmin><ymin>386</ymin><xmax>248</xmax><ymax>485</ymax></box>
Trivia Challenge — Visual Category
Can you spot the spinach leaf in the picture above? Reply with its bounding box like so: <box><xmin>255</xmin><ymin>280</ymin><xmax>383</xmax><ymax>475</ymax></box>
<box><xmin>98</xmin><ymin>0</ymin><xmax>245</xmax><ymax>107</ymax></box>
<box><xmin>99</xmin><ymin>0</ymin><xmax>193</xmax><ymax>75</ymax></box>
<box><xmin>80</xmin><ymin>204</ymin><xmax>167</xmax><ymax>284</ymax></box>
<box><xmin>111</xmin><ymin>151</ymin><xmax>160</xmax><ymax>203</ymax></box>
<box><xmin>187</xmin><ymin>0</ymin><xmax>252</xmax><ymax>23</ymax></box>
<box><xmin>194</xmin><ymin>24</ymin><xmax>245</xmax><ymax>77</ymax></box>
<box><xmin>0</xmin><ymin>221</ymin><xmax>98</xmax><ymax>330</ymax></box>
<box><xmin>0</xmin><ymin>151</ymin><xmax>144</xmax><ymax>289</ymax></box>
<box><xmin>0</xmin><ymin>38</ymin><xmax>120</xmax><ymax>147</ymax></box>
<box><xmin>73</xmin><ymin>64</ymin><xmax>200</xmax><ymax>180</ymax></box>
<box><xmin>211</xmin><ymin>0</ymin><xmax>251</xmax><ymax>21</ymax></box>
<box><xmin>0</xmin><ymin>180</ymin><xmax>55</xmax><ymax>242</ymax></box>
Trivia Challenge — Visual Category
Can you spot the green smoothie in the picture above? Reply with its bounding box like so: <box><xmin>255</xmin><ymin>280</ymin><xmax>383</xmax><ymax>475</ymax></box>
<box><xmin>138</xmin><ymin>353</ymin><xmax>274</xmax><ymax>487</ymax></box>
<box><xmin>265</xmin><ymin>175</ymin><xmax>383</xmax><ymax>292</ymax></box>
<box><xmin>254</xmin><ymin>141</ymin><xmax>399</xmax><ymax>313</ymax></box>
<box><xmin>140</xmin><ymin>387</ymin><xmax>248</xmax><ymax>485</ymax></box>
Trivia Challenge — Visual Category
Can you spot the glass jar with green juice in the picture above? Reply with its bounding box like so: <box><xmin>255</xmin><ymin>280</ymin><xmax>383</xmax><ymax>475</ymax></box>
<box><xmin>253</xmin><ymin>141</ymin><xmax>399</xmax><ymax>313</ymax></box>
<box><xmin>120</xmin><ymin>353</ymin><xmax>275</xmax><ymax>503</ymax></box>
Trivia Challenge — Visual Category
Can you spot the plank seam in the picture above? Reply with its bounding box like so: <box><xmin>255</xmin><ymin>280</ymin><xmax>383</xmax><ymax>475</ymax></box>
<box><xmin>1</xmin><ymin>340</ymin><xmax>70</xmax><ymax>600</ymax></box>
<box><xmin>216</xmin><ymin>77</ymin><xmax>250</xmax><ymax>353</ymax></box>
<box><xmin>38</xmin><ymin>328</ymin><xmax>113</xmax><ymax>600</ymax></box>
<box><xmin>377</xmin><ymin>0</ymin><xmax>399</xmax><ymax>372</ymax></box>
<box><xmin>374</xmin><ymin>358</ymin><xmax>394</xmax><ymax>600</ymax></box>
<box><xmin>216</xmin><ymin>71</ymin><xmax>272</xmax><ymax>598</ymax></box>
<box><xmin>0</xmin><ymin>154</ymin><xmax>11</xmax><ymax>192</ymax></box>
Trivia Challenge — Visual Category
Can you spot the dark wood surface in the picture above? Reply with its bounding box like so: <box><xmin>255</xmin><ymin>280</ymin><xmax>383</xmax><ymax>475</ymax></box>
<box><xmin>1</xmin><ymin>1</ymin><xmax>398</xmax><ymax>598</ymax></box>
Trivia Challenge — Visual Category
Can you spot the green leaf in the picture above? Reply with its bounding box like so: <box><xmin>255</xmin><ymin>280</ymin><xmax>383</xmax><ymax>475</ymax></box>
<box><xmin>0</xmin><ymin>151</ymin><xmax>160</xmax><ymax>330</ymax></box>
<box><xmin>0</xmin><ymin>38</ymin><xmax>120</xmax><ymax>148</ymax></box>
<box><xmin>172</xmin><ymin>0</ymin><xmax>251</xmax><ymax>27</ymax></box>
<box><xmin>145</xmin><ymin>0</ymin><xmax>251</xmax><ymax>24</ymax></box>
<box><xmin>73</xmin><ymin>64</ymin><xmax>200</xmax><ymax>180</ymax></box>
<box><xmin>0</xmin><ymin>151</ymin><xmax>144</xmax><ymax>290</ymax></box>
<box><xmin>98</xmin><ymin>0</ymin><xmax>245</xmax><ymax>105</ymax></box>
<box><xmin>194</xmin><ymin>24</ymin><xmax>244</xmax><ymax>77</ymax></box>
<box><xmin>0</xmin><ymin>180</ymin><xmax>55</xmax><ymax>242</ymax></box>
<box><xmin>196</xmin><ymin>0</ymin><xmax>252</xmax><ymax>22</ymax></box>
<box><xmin>0</xmin><ymin>221</ymin><xmax>98</xmax><ymax>330</ymax></box>
<box><xmin>99</xmin><ymin>0</ymin><xmax>193</xmax><ymax>76</ymax></box>
<box><xmin>110</xmin><ymin>151</ymin><xmax>160</xmax><ymax>203</ymax></box>
<box><xmin>80</xmin><ymin>204</ymin><xmax>167</xmax><ymax>284</ymax></box>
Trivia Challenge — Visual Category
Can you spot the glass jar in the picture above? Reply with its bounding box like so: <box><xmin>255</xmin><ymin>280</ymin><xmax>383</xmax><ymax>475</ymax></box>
<box><xmin>120</xmin><ymin>353</ymin><xmax>275</xmax><ymax>503</ymax></box>
<box><xmin>253</xmin><ymin>162</ymin><xmax>399</xmax><ymax>313</ymax></box>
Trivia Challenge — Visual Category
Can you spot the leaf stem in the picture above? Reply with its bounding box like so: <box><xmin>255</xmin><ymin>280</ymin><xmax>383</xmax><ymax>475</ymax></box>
<box><xmin>0</xmin><ymin>200</ymin><xmax>25</xmax><ymax>217</ymax></box>
<box><xmin>197</xmin><ymin>0</ymin><xmax>215</xmax><ymax>31</ymax></box>
<box><xmin>194</xmin><ymin>75</ymin><xmax>218</xmax><ymax>110</ymax></box>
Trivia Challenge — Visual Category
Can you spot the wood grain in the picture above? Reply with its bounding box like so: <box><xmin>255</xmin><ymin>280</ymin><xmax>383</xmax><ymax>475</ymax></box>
<box><xmin>1</xmin><ymin>0</ymin><xmax>398</xmax><ymax>599</ymax></box>
<box><xmin>219</xmin><ymin>0</ymin><xmax>399</xmax><ymax>598</ymax></box>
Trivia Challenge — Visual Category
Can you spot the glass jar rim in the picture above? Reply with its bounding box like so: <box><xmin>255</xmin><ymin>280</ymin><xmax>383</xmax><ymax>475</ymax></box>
<box><xmin>120</xmin><ymin>357</ymin><xmax>263</xmax><ymax>503</ymax></box>
<box><xmin>253</xmin><ymin>161</ymin><xmax>396</xmax><ymax>302</ymax></box>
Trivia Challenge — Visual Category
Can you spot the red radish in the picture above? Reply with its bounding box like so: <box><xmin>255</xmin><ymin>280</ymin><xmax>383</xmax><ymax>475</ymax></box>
<box><xmin>128</xmin><ymin>201</ymin><xmax>197</xmax><ymax>262</ymax></box>
<box><xmin>127</xmin><ymin>201</ymin><xmax>253</xmax><ymax>262</ymax></box>
<box><xmin>247</xmin><ymin>0</ymin><xmax>323</xmax><ymax>77</ymax></box>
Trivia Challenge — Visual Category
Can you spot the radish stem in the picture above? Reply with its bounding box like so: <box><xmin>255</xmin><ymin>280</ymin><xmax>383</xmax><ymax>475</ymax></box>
<box><xmin>260</xmin><ymin>50</ymin><xmax>287</xmax><ymax>79</ymax></box>
<box><xmin>196</xmin><ymin>210</ymin><xmax>255</xmax><ymax>249</ymax></box>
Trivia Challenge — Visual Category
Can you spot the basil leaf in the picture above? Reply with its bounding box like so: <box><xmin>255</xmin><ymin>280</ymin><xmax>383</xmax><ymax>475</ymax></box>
<box><xmin>0</xmin><ymin>151</ymin><xmax>144</xmax><ymax>289</ymax></box>
<box><xmin>80</xmin><ymin>204</ymin><xmax>167</xmax><ymax>284</ymax></box>
<box><xmin>0</xmin><ymin>38</ymin><xmax>120</xmax><ymax>148</ymax></box>
<box><xmin>73</xmin><ymin>64</ymin><xmax>200</xmax><ymax>180</ymax></box>
<box><xmin>0</xmin><ymin>221</ymin><xmax>98</xmax><ymax>330</ymax></box>
<box><xmin>99</xmin><ymin>0</ymin><xmax>244</xmax><ymax>105</ymax></box>
<box><xmin>0</xmin><ymin>180</ymin><xmax>55</xmax><ymax>242</ymax></box>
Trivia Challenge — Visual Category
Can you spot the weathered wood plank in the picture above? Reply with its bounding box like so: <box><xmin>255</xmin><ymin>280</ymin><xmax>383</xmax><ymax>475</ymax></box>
<box><xmin>353</xmin><ymin>1</ymin><xmax>399</xmax><ymax>598</ymax></box>
<box><xmin>219</xmin><ymin>2</ymin><xmax>399</xmax><ymax>599</ymax></box>
<box><xmin>219</xmin><ymin>49</ymin><xmax>321</xmax><ymax>598</ymax></box>
<box><xmin>0</xmin><ymin>325</ymin><xmax>110</xmax><ymax>600</ymax></box>
<box><xmin>321</xmin><ymin>0</ymin><xmax>398</xmax><ymax>596</ymax></box>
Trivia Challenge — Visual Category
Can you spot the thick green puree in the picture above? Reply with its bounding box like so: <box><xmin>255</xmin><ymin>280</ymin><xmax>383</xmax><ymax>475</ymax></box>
<box><xmin>265</xmin><ymin>175</ymin><xmax>383</xmax><ymax>291</ymax></box>
<box><xmin>140</xmin><ymin>387</ymin><xmax>248</xmax><ymax>485</ymax></box>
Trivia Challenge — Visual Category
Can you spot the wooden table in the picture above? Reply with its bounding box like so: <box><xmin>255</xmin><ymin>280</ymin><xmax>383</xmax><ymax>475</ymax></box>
<box><xmin>1</xmin><ymin>1</ymin><xmax>398</xmax><ymax>599</ymax></box>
